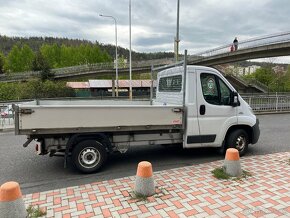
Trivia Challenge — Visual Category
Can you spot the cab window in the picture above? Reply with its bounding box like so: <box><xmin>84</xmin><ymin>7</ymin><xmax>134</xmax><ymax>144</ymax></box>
<box><xmin>201</xmin><ymin>73</ymin><xmax>231</xmax><ymax>105</ymax></box>
<box><xmin>159</xmin><ymin>75</ymin><xmax>182</xmax><ymax>92</ymax></box>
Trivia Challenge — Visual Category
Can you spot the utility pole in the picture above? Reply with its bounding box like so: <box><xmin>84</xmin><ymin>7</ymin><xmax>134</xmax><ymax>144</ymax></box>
<box><xmin>175</xmin><ymin>0</ymin><xmax>180</xmax><ymax>62</ymax></box>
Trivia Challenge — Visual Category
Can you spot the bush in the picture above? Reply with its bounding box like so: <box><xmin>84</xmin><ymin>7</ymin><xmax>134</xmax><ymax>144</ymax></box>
<box><xmin>0</xmin><ymin>82</ymin><xmax>20</xmax><ymax>101</ymax></box>
<box><xmin>0</xmin><ymin>79</ymin><xmax>75</xmax><ymax>101</ymax></box>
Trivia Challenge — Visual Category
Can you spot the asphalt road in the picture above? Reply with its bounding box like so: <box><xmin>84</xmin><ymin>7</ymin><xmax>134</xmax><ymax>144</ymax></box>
<box><xmin>0</xmin><ymin>114</ymin><xmax>289</xmax><ymax>194</ymax></box>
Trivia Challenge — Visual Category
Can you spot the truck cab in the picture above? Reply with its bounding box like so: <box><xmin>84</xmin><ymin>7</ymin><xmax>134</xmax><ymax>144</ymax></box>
<box><xmin>156</xmin><ymin>65</ymin><xmax>259</xmax><ymax>156</ymax></box>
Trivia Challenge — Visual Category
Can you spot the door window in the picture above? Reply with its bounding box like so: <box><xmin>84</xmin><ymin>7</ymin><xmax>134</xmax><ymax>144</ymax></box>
<box><xmin>201</xmin><ymin>73</ymin><xmax>231</xmax><ymax>105</ymax></box>
<box><xmin>201</xmin><ymin>74</ymin><xmax>219</xmax><ymax>105</ymax></box>
<box><xmin>219</xmin><ymin>78</ymin><xmax>231</xmax><ymax>105</ymax></box>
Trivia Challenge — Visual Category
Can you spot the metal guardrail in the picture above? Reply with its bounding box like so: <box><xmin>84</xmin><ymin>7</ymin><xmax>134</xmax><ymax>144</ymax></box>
<box><xmin>243</xmin><ymin>94</ymin><xmax>290</xmax><ymax>112</ymax></box>
<box><xmin>1</xmin><ymin>94</ymin><xmax>290</xmax><ymax>130</ymax></box>
<box><xmin>0</xmin><ymin>104</ymin><xmax>14</xmax><ymax>131</ymax></box>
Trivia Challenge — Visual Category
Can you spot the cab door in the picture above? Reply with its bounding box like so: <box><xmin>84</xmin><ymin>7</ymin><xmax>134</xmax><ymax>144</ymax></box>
<box><xmin>183</xmin><ymin>68</ymin><xmax>201</xmax><ymax>148</ymax></box>
<box><xmin>196</xmin><ymin>70</ymin><xmax>238</xmax><ymax>146</ymax></box>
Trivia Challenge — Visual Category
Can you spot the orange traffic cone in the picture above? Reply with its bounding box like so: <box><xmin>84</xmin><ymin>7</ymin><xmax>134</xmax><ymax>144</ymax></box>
<box><xmin>0</xmin><ymin>181</ymin><xmax>27</xmax><ymax>218</ymax></box>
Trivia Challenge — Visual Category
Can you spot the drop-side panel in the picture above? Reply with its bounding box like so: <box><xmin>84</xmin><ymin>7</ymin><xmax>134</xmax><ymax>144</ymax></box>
<box><xmin>17</xmin><ymin>105</ymin><xmax>183</xmax><ymax>134</ymax></box>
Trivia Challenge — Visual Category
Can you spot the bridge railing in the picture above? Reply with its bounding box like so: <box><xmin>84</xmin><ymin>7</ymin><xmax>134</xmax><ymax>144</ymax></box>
<box><xmin>190</xmin><ymin>31</ymin><xmax>290</xmax><ymax>60</ymax></box>
<box><xmin>0</xmin><ymin>58</ymin><xmax>175</xmax><ymax>81</ymax></box>
<box><xmin>223</xmin><ymin>73</ymin><xmax>267</xmax><ymax>92</ymax></box>
<box><xmin>241</xmin><ymin>78</ymin><xmax>269</xmax><ymax>92</ymax></box>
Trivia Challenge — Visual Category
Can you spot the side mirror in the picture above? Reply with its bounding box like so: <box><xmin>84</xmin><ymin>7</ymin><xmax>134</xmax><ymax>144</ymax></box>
<box><xmin>230</xmin><ymin>91</ymin><xmax>240</xmax><ymax>107</ymax></box>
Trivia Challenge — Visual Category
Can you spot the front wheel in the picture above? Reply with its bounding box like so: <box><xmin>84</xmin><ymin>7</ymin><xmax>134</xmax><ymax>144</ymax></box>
<box><xmin>72</xmin><ymin>139</ymin><xmax>107</xmax><ymax>173</ymax></box>
<box><xmin>226</xmin><ymin>129</ymin><xmax>249</xmax><ymax>156</ymax></box>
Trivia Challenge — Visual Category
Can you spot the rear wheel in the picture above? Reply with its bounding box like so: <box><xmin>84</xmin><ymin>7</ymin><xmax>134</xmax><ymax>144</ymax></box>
<box><xmin>226</xmin><ymin>129</ymin><xmax>249</xmax><ymax>156</ymax></box>
<box><xmin>72</xmin><ymin>139</ymin><xmax>107</xmax><ymax>173</ymax></box>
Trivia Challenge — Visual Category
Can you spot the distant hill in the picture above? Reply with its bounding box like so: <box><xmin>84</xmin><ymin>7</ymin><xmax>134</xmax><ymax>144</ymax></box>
<box><xmin>0</xmin><ymin>35</ymin><xmax>174</xmax><ymax>61</ymax></box>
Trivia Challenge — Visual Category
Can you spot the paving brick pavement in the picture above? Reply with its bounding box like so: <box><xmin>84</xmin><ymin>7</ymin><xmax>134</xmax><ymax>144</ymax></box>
<box><xmin>22</xmin><ymin>152</ymin><xmax>290</xmax><ymax>218</ymax></box>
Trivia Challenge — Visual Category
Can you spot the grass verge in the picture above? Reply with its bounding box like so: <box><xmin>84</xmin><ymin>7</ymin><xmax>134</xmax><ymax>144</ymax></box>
<box><xmin>129</xmin><ymin>186</ymin><xmax>167</xmax><ymax>203</ymax></box>
<box><xmin>26</xmin><ymin>205</ymin><xmax>46</xmax><ymax>218</ymax></box>
<box><xmin>211</xmin><ymin>167</ymin><xmax>230</xmax><ymax>180</ymax></box>
<box><xmin>212</xmin><ymin>167</ymin><xmax>252</xmax><ymax>180</ymax></box>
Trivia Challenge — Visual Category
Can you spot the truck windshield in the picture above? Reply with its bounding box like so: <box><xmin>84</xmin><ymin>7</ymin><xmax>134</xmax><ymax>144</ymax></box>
<box><xmin>159</xmin><ymin>75</ymin><xmax>182</xmax><ymax>92</ymax></box>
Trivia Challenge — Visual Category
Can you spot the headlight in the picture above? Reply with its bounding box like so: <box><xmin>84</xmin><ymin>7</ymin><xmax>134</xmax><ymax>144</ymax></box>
<box><xmin>248</xmin><ymin>105</ymin><xmax>254</xmax><ymax>114</ymax></box>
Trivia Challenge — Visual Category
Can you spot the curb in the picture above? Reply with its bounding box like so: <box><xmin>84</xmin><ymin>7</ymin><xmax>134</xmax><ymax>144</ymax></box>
<box><xmin>0</xmin><ymin>128</ymin><xmax>14</xmax><ymax>132</ymax></box>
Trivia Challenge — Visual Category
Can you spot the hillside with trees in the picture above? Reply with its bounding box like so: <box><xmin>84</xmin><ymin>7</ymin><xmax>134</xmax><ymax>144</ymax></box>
<box><xmin>0</xmin><ymin>35</ymin><xmax>174</xmax><ymax>74</ymax></box>
<box><xmin>0</xmin><ymin>35</ymin><xmax>174</xmax><ymax>60</ymax></box>
<box><xmin>0</xmin><ymin>42</ymin><xmax>112</xmax><ymax>74</ymax></box>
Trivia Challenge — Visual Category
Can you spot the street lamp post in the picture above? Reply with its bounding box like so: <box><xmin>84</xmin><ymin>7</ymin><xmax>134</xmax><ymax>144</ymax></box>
<box><xmin>99</xmin><ymin>14</ymin><xmax>119</xmax><ymax>97</ymax></box>
<box><xmin>129</xmin><ymin>0</ymin><xmax>132</xmax><ymax>100</ymax></box>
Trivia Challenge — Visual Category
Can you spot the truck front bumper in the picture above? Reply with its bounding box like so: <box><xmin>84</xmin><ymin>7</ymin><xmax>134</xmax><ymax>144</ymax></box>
<box><xmin>251</xmin><ymin>119</ymin><xmax>260</xmax><ymax>144</ymax></box>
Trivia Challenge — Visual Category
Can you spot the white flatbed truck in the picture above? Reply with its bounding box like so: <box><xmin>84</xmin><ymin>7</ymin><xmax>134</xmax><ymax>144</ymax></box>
<box><xmin>14</xmin><ymin>60</ymin><xmax>260</xmax><ymax>173</ymax></box>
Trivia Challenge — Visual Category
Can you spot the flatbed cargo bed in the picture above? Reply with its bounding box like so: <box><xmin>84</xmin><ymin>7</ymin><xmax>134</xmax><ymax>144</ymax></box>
<box><xmin>15</xmin><ymin>100</ymin><xmax>183</xmax><ymax>135</ymax></box>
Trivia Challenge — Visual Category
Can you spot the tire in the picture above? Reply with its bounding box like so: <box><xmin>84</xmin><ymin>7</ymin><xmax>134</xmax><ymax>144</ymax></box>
<box><xmin>72</xmin><ymin>139</ymin><xmax>107</xmax><ymax>173</ymax></box>
<box><xmin>226</xmin><ymin>129</ymin><xmax>249</xmax><ymax>156</ymax></box>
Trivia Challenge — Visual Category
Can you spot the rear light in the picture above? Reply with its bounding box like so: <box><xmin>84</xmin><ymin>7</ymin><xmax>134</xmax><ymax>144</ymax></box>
<box><xmin>35</xmin><ymin>143</ymin><xmax>42</xmax><ymax>155</ymax></box>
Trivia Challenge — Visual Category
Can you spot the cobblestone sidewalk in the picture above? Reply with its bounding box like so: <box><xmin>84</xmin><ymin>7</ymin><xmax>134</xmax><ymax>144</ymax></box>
<box><xmin>23</xmin><ymin>152</ymin><xmax>290</xmax><ymax>218</ymax></box>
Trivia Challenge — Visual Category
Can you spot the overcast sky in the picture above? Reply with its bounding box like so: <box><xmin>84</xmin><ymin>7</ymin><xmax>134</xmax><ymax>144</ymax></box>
<box><xmin>0</xmin><ymin>0</ymin><xmax>289</xmax><ymax>63</ymax></box>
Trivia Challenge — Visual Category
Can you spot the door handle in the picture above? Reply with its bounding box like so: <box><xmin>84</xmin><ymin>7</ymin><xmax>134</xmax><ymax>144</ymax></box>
<box><xmin>200</xmin><ymin>105</ymin><xmax>206</xmax><ymax>115</ymax></box>
<box><xmin>172</xmin><ymin>108</ymin><xmax>183</xmax><ymax>113</ymax></box>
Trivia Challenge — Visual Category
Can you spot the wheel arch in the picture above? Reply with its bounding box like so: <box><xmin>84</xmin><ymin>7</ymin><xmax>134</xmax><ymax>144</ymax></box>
<box><xmin>69</xmin><ymin>133</ymin><xmax>112</xmax><ymax>152</ymax></box>
<box><xmin>225</xmin><ymin>125</ymin><xmax>253</xmax><ymax>144</ymax></box>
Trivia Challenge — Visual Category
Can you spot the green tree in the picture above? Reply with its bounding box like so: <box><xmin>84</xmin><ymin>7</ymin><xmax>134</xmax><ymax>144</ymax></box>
<box><xmin>6</xmin><ymin>44</ymin><xmax>22</xmax><ymax>72</ymax></box>
<box><xmin>39</xmin><ymin>68</ymin><xmax>54</xmax><ymax>82</ymax></box>
<box><xmin>253</xmin><ymin>68</ymin><xmax>274</xmax><ymax>86</ymax></box>
<box><xmin>32</xmin><ymin>51</ymin><xmax>54</xmax><ymax>81</ymax></box>
<box><xmin>21</xmin><ymin>44</ymin><xmax>35</xmax><ymax>71</ymax></box>
<box><xmin>60</xmin><ymin>45</ymin><xmax>71</xmax><ymax>67</ymax></box>
<box><xmin>282</xmin><ymin>65</ymin><xmax>290</xmax><ymax>91</ymax></box>
<box><xmin>40</xmin><ymin>43</ymin><xmax>61</xmax><ymax>68</ymax></box>
<box><xmin>5</xmin><ymin>44</ymin><xmax>35</xmax><ymax>73</ymax></box>
<box><xmin>32</xmin><ymin>52</ymin><xmax>48</xmax><ymax>71</ymax></box>
<box><xmin>0</xmin><ymin>51</ymin><xmax>6</xmax><ymax>74</ymax></box>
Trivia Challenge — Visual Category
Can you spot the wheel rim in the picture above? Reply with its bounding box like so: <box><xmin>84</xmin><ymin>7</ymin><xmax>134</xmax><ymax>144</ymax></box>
<box><xmin>78</xmin><ymin>147</ymin><xmax>100</xmax><ymax>169</ymax></box>
<box><xmin>235</xmin><ymin>135</ymin><xmax>246</xmax><ymax>151</ymax></box>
